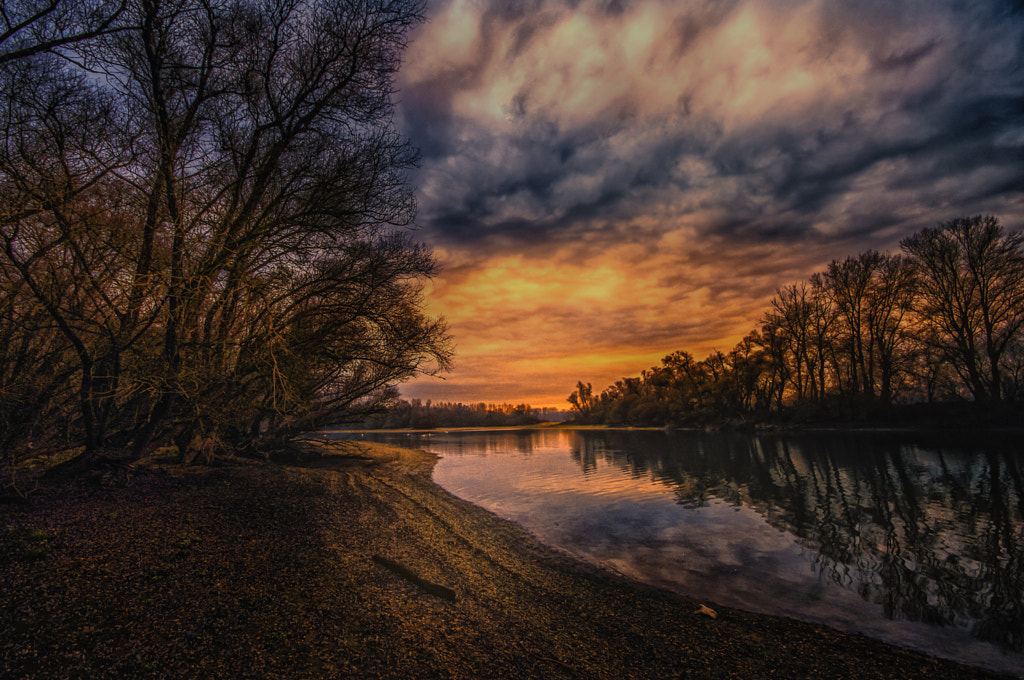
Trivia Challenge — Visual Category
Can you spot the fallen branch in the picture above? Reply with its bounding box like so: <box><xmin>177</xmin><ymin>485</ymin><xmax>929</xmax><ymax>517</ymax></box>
<box><xmin>371</xmin><ymin>554</ymin><xmax>457</xmax><ymax>602</ymax></box>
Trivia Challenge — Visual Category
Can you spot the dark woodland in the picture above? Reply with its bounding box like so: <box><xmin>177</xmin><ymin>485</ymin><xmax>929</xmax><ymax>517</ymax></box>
<box><xmin>0</xmin><ymin>0</ymin><xmax>450</xmax><ymax>469</ymax></box>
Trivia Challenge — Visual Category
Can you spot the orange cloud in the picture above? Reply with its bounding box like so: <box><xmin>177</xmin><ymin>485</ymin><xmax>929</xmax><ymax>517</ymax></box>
<box><xmin>402</xmin><ymin>233</ymin><xmax>830</xmax><ymax>408</ymax></box>
<box><xmin>403</xmin><ymin>0</ymin><xmax>919</xmax><ymax>134</ymax></box>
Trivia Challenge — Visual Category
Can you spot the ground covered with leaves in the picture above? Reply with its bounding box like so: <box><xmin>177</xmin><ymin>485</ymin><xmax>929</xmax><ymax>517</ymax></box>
<box><xmin>0</xmin><ymin>442</ymin><xmax>1013</xmax><ymax>679</ymax></box>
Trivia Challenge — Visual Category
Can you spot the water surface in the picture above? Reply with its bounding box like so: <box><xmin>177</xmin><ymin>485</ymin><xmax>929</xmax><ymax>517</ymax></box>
<box><xmin>334</xmin><ymin>428</ymin><xmax>1024</xmax><ymax>676</ymax></box>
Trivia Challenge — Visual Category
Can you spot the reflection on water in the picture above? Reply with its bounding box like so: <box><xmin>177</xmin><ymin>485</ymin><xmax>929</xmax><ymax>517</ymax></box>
<box><xmin>334</xmin><ymin>428</ymin><xmax>1024</xmax><ymax>676</ymax></box>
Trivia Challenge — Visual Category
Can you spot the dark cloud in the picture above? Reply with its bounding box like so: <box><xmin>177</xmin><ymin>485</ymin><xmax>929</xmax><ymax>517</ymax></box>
<box><xmin>397</xmin><ymin>0</ymin><xmax>1024</xmax><ymax>406</ymax></box>
<box><xmin>870</xmin><ymin>41</ymin><xmax>939</xmax><ymax>73</ymax></box>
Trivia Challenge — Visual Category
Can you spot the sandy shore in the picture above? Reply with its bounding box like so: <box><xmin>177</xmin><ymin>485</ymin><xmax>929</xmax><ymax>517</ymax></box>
<box><xmin>0</xmin><ymin>441</ymin><xmax>1012</xmax><ymax>679</ymax></box>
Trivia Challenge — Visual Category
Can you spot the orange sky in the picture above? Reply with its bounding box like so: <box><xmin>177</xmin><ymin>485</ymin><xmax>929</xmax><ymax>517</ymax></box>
<box><xmin>395</xmin><ymin>0</ymin><xmax>1024</xmax><ymax>409</ymax></box>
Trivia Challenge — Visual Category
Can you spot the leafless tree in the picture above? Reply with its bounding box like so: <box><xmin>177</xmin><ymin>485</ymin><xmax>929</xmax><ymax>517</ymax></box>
<box><xmin>1</xmin><ymin>0</ymin><xmax>449</xmax><ymax>463</ymax></box>
<box><xmin>866</xmin><ymin>254</ymin><xmax>917</xmax><ymax>404</ymax></box>
<box><xmin>902</xmin><ymin>216</ymin><xmax>1024</xmax><ymax>402</ymax></box>
<box><xmin>818</xmin><ymin>251</ymin><xmax>918</xmax><ymax>405</ymax></box>
<box><xmin>1</xmin><ymin>53</ymin><xmax>141</xmax><ymax>455</ymax></box>
<box><xmin>0</xmin><ymin>0</ymin><xmax>129</xmax><ymax>64</ymax></box>
<box><xmin>822</xmin><ymin>251</ymin><xmax>881</xmax><ymax>401</ymax></box>
<box><xmin>768</xmin><ymin>282</ymin><xmax>815</xmax><ymax>403</ymax></box>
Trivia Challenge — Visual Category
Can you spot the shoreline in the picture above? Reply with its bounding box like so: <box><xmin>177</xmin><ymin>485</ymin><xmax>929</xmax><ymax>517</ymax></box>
<box><xmin>329</xmin><ymin>419</ymin><xmax>1024</xmax><ymax>436</ymax></box>
<box><xmin>1</xmin><ymin>441</ymin><xmax>1014</xmax><ymax>679</ymax></box>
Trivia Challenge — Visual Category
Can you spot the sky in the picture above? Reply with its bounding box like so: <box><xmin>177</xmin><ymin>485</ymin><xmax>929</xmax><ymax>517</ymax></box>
<box><xmin>395</xmin><ymin>0</ymin><xmax>1024</xmax><ymax>409</ymax></box>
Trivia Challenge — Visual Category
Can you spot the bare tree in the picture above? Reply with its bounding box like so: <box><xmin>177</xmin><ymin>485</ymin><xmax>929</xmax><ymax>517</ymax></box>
<box><xmin>867</xmin><ymin>254</ymin><xmax>918</xmax><ymax>404</ymax></box>
<box><xmin>818</xmin><ymin>251</ymin><xmax>919</xmax><ymax>405</ymax></box>
<box><xmin>1</xmin><ymin>0</ymin><xmax>449</xmax><ymax>461</ymax></box>
<box><xmin>754</xmin><ymin>323</ymin><xmax>791</xmax><ymax>410</ymax></box>
<box><xmin>0</xmin><ymin>0</ymin><xmax>129</xmax><ymax>64</ymax></box>
<box><xmin>768</xmin><ymin>283</ymin><xmax>814</xmax><ymax>403</ymax></box>
<box><xmin>0</xmin><ymin>261</ymin><xmax>79</xmax><ymax>456</ymax></box>
<box><xmin>902</xmin><ymin>216</ymin><xmax>1024</xmax><ymax>402</ymax></box>
<box><xmin>0</xmin><ymin>53</ymin><xmax>142</xmax><ymax>454</ymax></box>
<box><xmin>806</xmin><ymin>273</ymin><xmax>839</xmax><ymax>403</ymax></box>
<box><xmin>822</xmin><ymin>251</ymin><xmax>881</xmax><ymax>401</ymax></box>
<box><xmin>726</xmin><ymin>331</ymin><xmax>770</xmax><ymax>412</ymax></box>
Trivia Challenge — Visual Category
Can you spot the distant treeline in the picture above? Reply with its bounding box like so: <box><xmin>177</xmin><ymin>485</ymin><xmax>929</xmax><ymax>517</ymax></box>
<box><xmin>363</xmin><ymin>400</ymin><xmax>568</xmax><ymax>429</ymax></box>
<box><xmin>568</xmin><ymin>216</ymin><xmax>1024</xmax><ymax>427</ymax></box>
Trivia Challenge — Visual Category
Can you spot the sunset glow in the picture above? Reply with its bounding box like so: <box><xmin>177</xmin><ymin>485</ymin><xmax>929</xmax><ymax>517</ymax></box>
<box><xmin>398</xmin><ymin>0</ymin><xmax>1024</xmax><ymax>408</ymax></box>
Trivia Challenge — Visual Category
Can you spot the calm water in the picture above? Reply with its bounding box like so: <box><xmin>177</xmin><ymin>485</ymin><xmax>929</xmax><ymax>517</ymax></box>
<box><xmin>333</xmin><ymin>428</ymin><xmax>1024</xmax><ymax>676</ymax></box>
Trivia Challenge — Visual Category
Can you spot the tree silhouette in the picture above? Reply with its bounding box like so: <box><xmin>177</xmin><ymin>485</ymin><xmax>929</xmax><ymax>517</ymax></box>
<box><xmin>570</xmin><ymin>215</ymin><xmax>1023</xmax><ymax>425</ymax></box>
<box><xmin>567</xmin><ymin>380</ymin><xmax>597</xmax><ymax>422</ymax></box>
<box><xmin>902</xmin><ymin>216</ymin><xmax>1024</xmax><ymax>403</ymax></box>
<box><xmin>0</xmin><ymin>0</ymin><xmax>450</xmax><ymax>463</ymax></box>
<box><xmin>0</xmin><ymin>0</ymin><xmax>129</xmax><ymax>65</ymax></box>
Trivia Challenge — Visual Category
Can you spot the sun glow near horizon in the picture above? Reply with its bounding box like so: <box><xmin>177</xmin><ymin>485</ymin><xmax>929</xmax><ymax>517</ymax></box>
<box><xmin>402</xmin><ymin>249</ymin><xmax>761</xmax><ymax>409</ymax></box>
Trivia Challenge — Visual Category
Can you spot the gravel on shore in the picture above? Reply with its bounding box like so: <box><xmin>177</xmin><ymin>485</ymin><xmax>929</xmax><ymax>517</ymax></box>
<box><xmin>0</xmin><ymin>441</ymin><xmax>1012</xmax><ymax>679</ymax></box>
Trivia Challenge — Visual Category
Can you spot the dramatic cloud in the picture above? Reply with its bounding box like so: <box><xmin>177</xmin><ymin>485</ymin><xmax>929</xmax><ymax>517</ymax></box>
<box><xmin>397</xmin><ymin>0</ymin><xmax>1024</xmax><ymax>407</ymax></box>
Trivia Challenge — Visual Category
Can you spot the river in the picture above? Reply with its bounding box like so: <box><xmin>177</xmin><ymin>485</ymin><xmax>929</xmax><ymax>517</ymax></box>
<box><xmin>331</xmin><ymin>427</ymin><xmax>1024</xmax><ymax>676</ymax></box>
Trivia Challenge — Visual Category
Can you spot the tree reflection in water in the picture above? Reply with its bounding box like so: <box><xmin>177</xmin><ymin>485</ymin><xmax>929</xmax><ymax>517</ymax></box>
<box><xmin>568</xmin><ymin>430</ymin><xmax>1024</xmax><ymax>652</ymax></box>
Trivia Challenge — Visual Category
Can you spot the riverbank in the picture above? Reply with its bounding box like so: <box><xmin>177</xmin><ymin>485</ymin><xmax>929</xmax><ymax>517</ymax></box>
<box><xmin>1</xmin><ymin>442</ymin><xmax>1012</xmax><ymax>679</ymax></box>
<box><xmin>553</xmin><ymin>400</ymin><xmax>1024</xmax><ymax>433</ymax></box>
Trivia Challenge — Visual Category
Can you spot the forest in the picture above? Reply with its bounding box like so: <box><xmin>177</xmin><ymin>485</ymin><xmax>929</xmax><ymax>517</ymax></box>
<box><xmin>0</xmin><ymin>0</ymin><xmax>450</xmax><ymax>468</ymax></box>
<box><xmin>569</xmin><ymin>216</ymin><xmax>1024</xmax><ymax>427</ymax></box>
